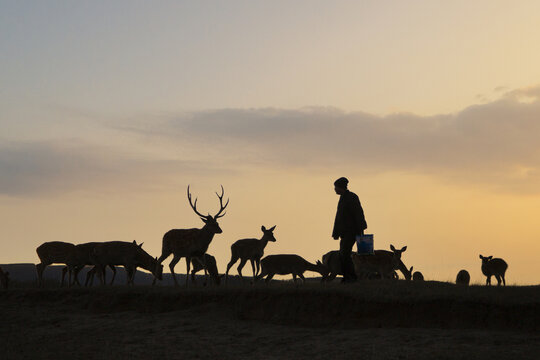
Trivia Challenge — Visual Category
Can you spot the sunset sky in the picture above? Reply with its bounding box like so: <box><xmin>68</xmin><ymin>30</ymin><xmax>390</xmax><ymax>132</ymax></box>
<box><xmin>2</xmin><ymin>1</ymin><xmax>540</xmax><ymax>284</ymax></box>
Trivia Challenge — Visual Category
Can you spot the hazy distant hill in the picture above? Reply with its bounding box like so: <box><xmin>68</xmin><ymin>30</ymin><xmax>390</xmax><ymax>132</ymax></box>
<box><xmin>0</xmin><ymin>263</ymin><xmax>246</xmax><ymax>286</ymax></box>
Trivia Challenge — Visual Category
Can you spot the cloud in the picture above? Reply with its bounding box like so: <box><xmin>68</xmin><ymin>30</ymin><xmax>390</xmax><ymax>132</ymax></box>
<box><xmin>0</xmin><ymin>140</ymin><xmax>231</xmax><ymax>196</ymax></box>
<box><xmin>134</xmin><ymin>86</ymin><xmax>540</xmax><ymax>193</ymax></box>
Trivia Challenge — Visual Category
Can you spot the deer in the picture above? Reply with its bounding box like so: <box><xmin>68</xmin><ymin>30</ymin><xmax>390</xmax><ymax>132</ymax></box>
<box><xmin>225</xmin><ymin>225</ymin><xmax>277</xmax><ymax>284</ymax></box>
<box><xmin>456</xmin><ymin>269</ymin><xmax>470</xmax><ymax>286</ymax></box>
<box><xmin>190</xmin><ymin>253</ymin><xmax>223</xmax><ymax>286</ymax></box>
<box><xmin>352</xmin><ymin>244</ymin><xmax>408</xmax><ymax>280</ymax></box>
<box><xmin>154</xmin><ymin>185</ymin><xmax>229</xmax><ymax>287</ymax></box>
<box><xmin>0</xmin><ymin>266</ymin><xmax>9</xmax><ymax>289</ymax></box>
<box><xmin>92</xmin><ymin>241</ymin><xmax>163</xmax><ymax>285</ymax></box>
<box><xmin>479</xmin><ymin>255</ymin><xmax>508</xmax><ymax>286</ymax></box>
<box><xmin>411</xmin><ymin>267</ymin><xmax>424</xmax><ymax>281</ymax></box>
<box><xmin>36</xmin><ymin>241</ymin><xmax>77</xmax><ymax>287</ymax></box>
<box><xmin>255</xmin><ymin>254</ymin><xmax>329</xmax><ymax>284</ymax></box>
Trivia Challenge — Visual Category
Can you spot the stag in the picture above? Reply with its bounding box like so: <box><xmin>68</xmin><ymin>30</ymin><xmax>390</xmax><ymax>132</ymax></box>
<box><xmin>155</xmin><ymin>185</ymin><xmax>229</xmax><ymax>287</ymax></box>
<box><xmin>225</xmin><ymin>225</ymin><xmax>277</xmax><ymax>283</ymax></box>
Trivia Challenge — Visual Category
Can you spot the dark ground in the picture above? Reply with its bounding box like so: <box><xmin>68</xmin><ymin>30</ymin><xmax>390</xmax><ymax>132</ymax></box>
<box><xmin>1</xmin><ymin>281</ymin><xmax>539</xmax><ymax>360</ymax></box>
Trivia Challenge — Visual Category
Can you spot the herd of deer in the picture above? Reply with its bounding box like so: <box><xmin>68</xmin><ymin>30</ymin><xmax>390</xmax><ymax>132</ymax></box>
<box><xmin>0</xmin><ymin>186</ymin><xmax>509</xmax><ymax>290</ymax></box>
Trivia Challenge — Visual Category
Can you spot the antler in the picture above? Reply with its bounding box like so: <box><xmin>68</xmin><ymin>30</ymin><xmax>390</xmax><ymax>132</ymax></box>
<box><xmin>214</xmin><ymin>185</ymin><xmax>229</xmax><ymax>219</ymax></box>
<box><xmin>187</xmin><ymin>185</ymin><xmax>208</xmax><ymax>219</ymax></box>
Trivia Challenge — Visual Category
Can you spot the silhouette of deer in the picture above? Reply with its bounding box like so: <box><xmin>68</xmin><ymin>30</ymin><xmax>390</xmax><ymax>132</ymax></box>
<box><xmin>0</xmin><ymin>266</ymin><xmax>9</xmax><ymax>289</ymax></box>
<box><xmin>256</xmin><ymin>254</ymin><xmax>329</xmax><ymax>284</ymax></box>
<box><xmin>225</xmin><ymin>225</ymin><xmax>276</xmax><ymax>284</ymax></box>
<box><xmin>479</xmin><ymin>255</ymin><xmax>508</xmax><ymax>286</ymax></box>
<box><xmin>456</xmin><ymin>269</ymin><xmax>470</xmax><ymax>286</ymax></box>
<box><xmin>352</xmin><ymin>244</ymin><xmax>408</xmax><ymax>280</ymax></box>
<box><xmin>36</xmin><ymin>241</ymin><xmax>77</xmax><ymax>287</ymax></box>
<box><xmin>190</xmin><ymin>253</ymin><xmax>223</xmax><ymax>286</ymax></box>
<box><xmin>155</xmin><ymin>185</ymin><xmax>229</xmax><ymax>287</ymax></box>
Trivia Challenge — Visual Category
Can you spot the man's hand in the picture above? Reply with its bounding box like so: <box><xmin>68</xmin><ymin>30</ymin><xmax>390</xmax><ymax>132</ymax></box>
<box><xmin>332</xmin><ymin>235</ymin><xmax>339</xmax><ymax>240</ymax></box>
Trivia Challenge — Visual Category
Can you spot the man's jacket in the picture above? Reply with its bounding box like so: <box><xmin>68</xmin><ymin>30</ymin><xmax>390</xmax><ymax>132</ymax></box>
<box><xmin>332</xmin><ymin>190</ymin><xmax>367</xmax><ymax>238</ymax></box>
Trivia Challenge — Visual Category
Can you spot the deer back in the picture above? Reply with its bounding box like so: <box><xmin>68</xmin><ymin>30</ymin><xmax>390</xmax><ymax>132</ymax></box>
<box><xmin>36</xmin><ymin>241</ymin><xmax>76</xmax><ymax>264</ymax></box>
<box><xmin>163</xmin><ymin>228</ymin><xmax>214</xmax><ymax>257</ymax></box>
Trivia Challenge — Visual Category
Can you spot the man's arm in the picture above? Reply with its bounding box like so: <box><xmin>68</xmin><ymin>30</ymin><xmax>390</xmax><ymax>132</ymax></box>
<box><xmin>351</xmin><ymin>195</ymin><xmax>367</xmax><ymax>233</ymax></box>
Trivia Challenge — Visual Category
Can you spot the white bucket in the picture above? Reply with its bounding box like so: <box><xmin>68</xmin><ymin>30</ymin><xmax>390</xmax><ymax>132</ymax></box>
<box><xmin>356</xmin><ymin>234</ymin><xmax>374</xmax><ymax>255</ymax></box>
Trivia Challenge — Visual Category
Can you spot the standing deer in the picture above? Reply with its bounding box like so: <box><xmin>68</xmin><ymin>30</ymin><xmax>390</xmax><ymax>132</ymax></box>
<box><xmin>0</xmin><ymin>266</ymin><xmax>9</xmax><ymax>289</ymax></box>
<box><xmin>155</xmin><ymin>185</ymin><xmax>229</xmax><ymax>287</ymax></box>
<box><xmin>456</xmin><ymin>269</ymin><xmax>470</xmax><ymax>286</ymax></box>
<box><xmin>190</xmin><ymin>253</ymin><xmax>223</xmax><ymax>286</ymax></box>
<box><xmin>255</xmin><ymin>254</ymin><xmax>329</xmax><ymax>284</ymax></box>
<box><xmin>352</xmin><ymin>244</ymin><xmax>408</xmax><ymax>280</ymax></box>
<box><xmin>225</xmin><ymin>225</ymin><xmax>277</xmax><ymax>283</ymax></box>
<box><xmin>36</xmin><ymin>241</ymin><xmax>77</xmax><ymax>287</ymax></box>
<box><xmin>58</xmin><ymin>242</ymin><xmax>117</xmax><ymax>287</ymax></box>
<box><xmin>479</xmin><ymin>255</ymin><xmax>508</xmax><ymax>286</ymax></box>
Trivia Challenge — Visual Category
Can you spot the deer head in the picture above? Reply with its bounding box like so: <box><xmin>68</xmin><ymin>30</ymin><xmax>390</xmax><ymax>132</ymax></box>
<box><xmin>479</xmin><ymin>254</ymin><xmax>493</xmax><ymax>264</ymax></box>
<box><xmin>188</xmin><ymin>185</ymin><xmax>229</xmax><ymax>234</ymax></box>
<box><xmin>261</xmin><ymin>225</ymin><xmax>277</xmax><ymax>242</ymax></box>
<box><xmin>390</xmin><ymin>244</ymin><xmax>407</xmax><ymax>260</ymax></box>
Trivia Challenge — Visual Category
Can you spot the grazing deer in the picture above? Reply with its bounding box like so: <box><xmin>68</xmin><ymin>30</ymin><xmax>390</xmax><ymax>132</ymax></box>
<box><xmin>92</xmin><ymin>241</ymin><xmax>163</xmax><ymax>285</ymax></box>
<box><xmin>155</xmin><ymin>185</ymin><xmax>229</xmax><ymax>287</ymax></box>
<box><xmin>255</xmin><ymin>254</ymin><xmax>329</xmax><ymax>284</ymax></box>
<box><xmin>0</xmin><ymin>266</ymin><xmax>9</xmax><ymax>289</ymax></box>
<box><xmin>456</xmin><ymin>269</ymin><xmax>470</xmax><ymax>286</ymax></box>
<box><xmin>352</xmin><ymin>244</ymin><xmax>408</xmax><ymax>280</ymax></box>
<box><xmin>479</xmin><ymin>255</ymin><xmax>508</xmax><ymax>286</ymax></box>
<box><xmin>190</xmin><ymin>253</ymin><xmax>223</xmax><ymax>286</ymax></box>
<box><xmin>411</xmin><ymin>267</ymin><xmax>424</xmax><ymax>281</ymax></box>
<box><xmin>321</xmin><ymin>250</ymin><xmax>342</xmax><ymax>282</ymax></box>
<box><xmin>36</xmin><ymin>241</ymin><xmax>77</xmax><ymax>287</ymax></box>
<box><xmin>225</xmin><ymin>225</ymin><xmax>277</xmax><ymax>283</ymax></box>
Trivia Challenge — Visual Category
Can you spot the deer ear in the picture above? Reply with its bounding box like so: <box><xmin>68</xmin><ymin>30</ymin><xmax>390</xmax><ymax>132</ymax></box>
<box><xmin>261</xmin><ymin>225</ymin><xmax>266</xmax><ymax>231</ymax></box>
<box><xmin>133</xmin><ymin>240</ymin><xmax>137</xmax><ymax>245</ymax></box>
<box><xmin>269</xmin><ymin>225</ymin><xmax>276</xmax><ymax>231</ymax></box>
<box><xmin>139</xmin><ymin>242</ymin><xmax>144</xmax><ymax>248</ymax></box>
<box><xmin>488</xmin><ymin>256</ymin><xmax>493</xmax><ymax>260</ymax></box>
<box><xmin>479</xmin><ymin>255</ymin><xmax>483</xmax><ymax>259</ymax></box>
<box><xmin>316</xmin><ymin>260</ymin><xmax>322</xmax><ymax>265</ymax></box>
<box><xmin>401</xmin><ymin>246</ymin><xmax>407</xmax><ymax>252</ymax></box>
<box><xmin>390</xmin><ymin>244</ymin><xmax>396</xmax><ymax>251</ymax></box>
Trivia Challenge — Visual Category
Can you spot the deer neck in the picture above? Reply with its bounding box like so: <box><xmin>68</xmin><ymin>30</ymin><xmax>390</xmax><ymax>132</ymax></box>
<box><xmin>199</xmin><ymin>226</ymin><xmax>217</xmax><ymax>249</ymax></box>
<box><xmin>258</xmin><ymin>237</ymin><xmax>270</xmax><ymax>251</ymax></box>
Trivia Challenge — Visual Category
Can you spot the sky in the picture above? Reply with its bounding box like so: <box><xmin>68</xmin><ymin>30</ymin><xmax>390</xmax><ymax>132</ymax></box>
<box><xmin>1</xmin><ymin>1</ymin><xmax>540</xmax><ymax>284</ymax></box>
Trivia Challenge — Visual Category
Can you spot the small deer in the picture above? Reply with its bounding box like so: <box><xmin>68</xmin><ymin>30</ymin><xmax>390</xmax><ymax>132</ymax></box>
<box><xmin>255</xmin><ymin>254</ymin><xmax>329</xmax><ymax>284</ymax></box>
<box><xmin>479</xmin><ymin>255</ymin><xmax>508</xmax><ymax>286</ymax></box>
<box><xmin>190</xmin><ymin>253</ymin><xmax>223</xmax><ymax>286</ymax></box>
<box><xmin>352</xmin><ymin>244</ymin><xmax>407</xmax><ymax>279</ymax></box>
<box><xmin>155</xmin><ymin>185</ymin><xmax>229</xmax><ymax>287</ymax></box>
<box><xmin>456</xmin><ymin>269</ymin><xmax>470</xmax><ymax>286</ymax></box>
<box><xmin>36</xmin><ymin>241</ymin><xmax>77</xmax><ymax>287</ymax></box>
<box><xmin>411</xmin><ymin>267</ymin><xmax>424</xmax><ymax>281</ymax></box>
<box><xmin>321</xmin><ymin>250</ymin><xmax>342</xmax><ymax>282</ymax></box>
<box><xmin>0</xmin><ymin>266</ymin><xmax>10</xmax><ymax>289</ymax></box>
<box><xmin>225</xmin><ymin>225</ymin><xmax>277</xmax><ymax>283</ymax></box>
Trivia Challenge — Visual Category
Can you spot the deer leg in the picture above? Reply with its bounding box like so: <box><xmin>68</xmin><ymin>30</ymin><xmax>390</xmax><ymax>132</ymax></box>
<box><xmin>255</xmin><ymin>259</ymin><xmax>261</xmax><ymax>277</ymax></box>
<box><xmin>61</xmin><ymin>266</ymin><xmax>68</xmax><ymax>287</ymax></box>
<box><xmin>502</xmin><ymin>273</ymin><xmax>506</xmax><ymax>286</ymax></box>
<box><xmin>36</xmin><ymin>263</ymin><xmax>46</xmax><ymax>287</ymax></box>
<box><xmin>185</xmin><ymin>257</ymin><xmax>191</xmax><ymax>288</ymax></box>
<box><xmin>191</xmin><ymin>268</ymin><xmax>197</xmax><ymax>285</ymax></box>
<box><xmin>495</xmin><ymin>274</ymin><xmax>502</xmax><ymax>286</ymax></box>
<box><xmin>237</xmin><ymin>258</ymin><xmax>247</xmax><ymax>282</ymax></box>
<box><xmin>250</xmin><ymin>260</ymin><xmax>256</xmax><ymax>280</ymax></box>
<box><xmin>486</xmin><ymin>275</ymin><xmax>491</xmax><ymax>286</ymax></box>
<box><xmin>298</xmin><ymin>273</ymin><xmax>306</xmax><ymax>284</ymax></box>
<box><xmin>168</xmin><ymin>255</ymin><xmax>181</xmax><ymax>287</ymax></box>
<box><xmin>292</xmin><ymin>273</ymin><xmax>297</xmax><ymax>283</ymax></box>
<box><xmin>265</xmin><ymin>273</ymin><xmax>275</xmax><ymax>284</ymax></box>
<box><xmin>85</xmin><ymin>267</ymin><xmax>95</xmax><ymax>287</ymax></box>
<box><xmin>109</xmin><ymin>265</ymin><xmax>117</xmax><ymax>286</ymax></box>
<box><xmin>225</xmin><ymin>255</ymin><xmax>239</xmax><ymax>284</ymax></box>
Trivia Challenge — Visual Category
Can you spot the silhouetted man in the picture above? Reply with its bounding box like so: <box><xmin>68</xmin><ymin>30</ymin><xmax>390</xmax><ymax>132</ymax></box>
<box><xmin>332</xmin><ymin>177</ymin><xmax>367</xmax><ymax>283</ymax></box>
